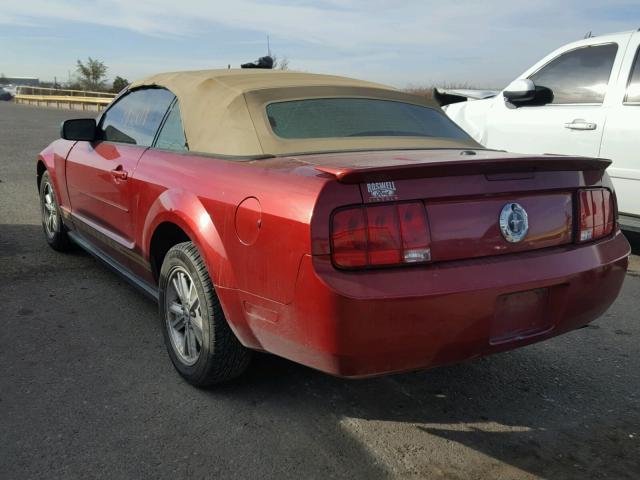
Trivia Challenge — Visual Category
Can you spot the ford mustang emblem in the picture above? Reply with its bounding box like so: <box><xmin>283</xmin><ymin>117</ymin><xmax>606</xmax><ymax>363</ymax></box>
<box><xmin>499</xmin><ymin>203</ymin><xmax>529</xmax><ymax>243</ymax></box>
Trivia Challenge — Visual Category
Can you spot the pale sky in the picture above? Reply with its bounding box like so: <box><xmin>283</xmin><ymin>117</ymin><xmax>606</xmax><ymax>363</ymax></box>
<box><xmin>1</xmin><ymin>0</ymin><xmax>639</xmax><ymax>89</ymax></box>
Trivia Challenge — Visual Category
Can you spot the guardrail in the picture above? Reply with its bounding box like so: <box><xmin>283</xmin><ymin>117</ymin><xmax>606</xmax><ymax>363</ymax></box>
<box><xmin>14</xmin><ymin>86</ymin><xmax>117</xmax><ymax>111</ymax></box>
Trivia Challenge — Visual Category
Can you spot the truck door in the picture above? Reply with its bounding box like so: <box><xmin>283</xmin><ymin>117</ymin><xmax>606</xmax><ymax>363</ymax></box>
<box><xmin>484</xmin><ymin>41</ymin><xmax>623</xmax><ymax>158</ymax></box>
<box><xmin>599</xmin><ymin>32</ymin><xmax>640</xmax><ymax>218</ymax></box>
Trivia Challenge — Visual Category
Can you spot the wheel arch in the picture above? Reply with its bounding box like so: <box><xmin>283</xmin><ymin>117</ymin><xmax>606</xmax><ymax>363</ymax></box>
<box><xmin>144</xmin><ymin>190</ymin><xmax>254</xmax><ymax>348</ymax></box>
<box><xmin>36</xmin><ymin>148</ymin><xmax>57</xmax><ymax>192</ymax></box>
<box><xmin>36</xmin><ymin>140</ymin><xmax>76</xmax><ymax>208</ymax></box>
<box><xmin>143</xmin><ymin>189</ymin><xmax>237</xmax><ymax>290</ymax></box>
<box><xmin>36</xmin><ymin>158</ymin><xmax>47</xmax><ymax>190</ymax></box>
<box><xmin>148</xmin><ymin>222</ymin><xmax>191</xmax><ymax>281</ymax></box>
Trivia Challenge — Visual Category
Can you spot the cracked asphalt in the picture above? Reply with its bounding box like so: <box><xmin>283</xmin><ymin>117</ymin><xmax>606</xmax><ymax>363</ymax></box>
<box><xmin>1</xmin><ymin>101</ymin><xmax>639</xmax><ymax>479</ymax></box>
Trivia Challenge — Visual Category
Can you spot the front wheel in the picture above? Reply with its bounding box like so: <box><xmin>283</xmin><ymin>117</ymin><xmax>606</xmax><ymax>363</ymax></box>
<box><xmin>39</xmin><ymin>171</ymin><xmax>72</xmax><ymax>251</ymax></box>
<box><xmin>159</xmin><ymin>242</ymin><xmax>251</xmax><ymax>386</ymax></box>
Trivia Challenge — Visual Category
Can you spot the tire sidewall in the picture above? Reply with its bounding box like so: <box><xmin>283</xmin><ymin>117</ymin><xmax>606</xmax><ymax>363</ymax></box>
<box><xmin>159</xmin><ymin>246</ymin><xmax>213</xmax><ymax>380</ymax></box>
<box><xmin>39</xmin><ymin>172</ymin><xmax>64</xmax><ymax>245</ymax></box>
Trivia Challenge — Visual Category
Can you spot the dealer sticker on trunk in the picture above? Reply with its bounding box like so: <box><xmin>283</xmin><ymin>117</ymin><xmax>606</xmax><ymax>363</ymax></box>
<box><xmin>366</xmin><ymin>181</ymin><xmax>398</xmax><ymax>201</ymax></box>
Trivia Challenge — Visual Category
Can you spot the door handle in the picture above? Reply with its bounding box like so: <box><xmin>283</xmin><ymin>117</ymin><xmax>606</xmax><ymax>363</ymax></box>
<box><xmin>110</xmin><ymin>166</ymin><xmax>129</xmax><ymax>180</ymax></box>
<box><xmin>564</xmin><ymin>119</ymin><xmax>597</xmax><ymax>131</ymax></box>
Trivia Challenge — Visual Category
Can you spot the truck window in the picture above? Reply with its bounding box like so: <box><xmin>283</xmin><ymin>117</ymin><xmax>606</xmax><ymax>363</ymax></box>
<box><xmin>529</xmin><ymin>43</ymin><xmax>618</xmax><ymax>105</ymax></box>
<box><xmin>625</xmin><ymin>47</ymin><xmax>640</xmax><ymax>104</ymax></box>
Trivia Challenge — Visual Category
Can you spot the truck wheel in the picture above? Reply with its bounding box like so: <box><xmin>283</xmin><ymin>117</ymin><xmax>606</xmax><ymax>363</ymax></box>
<box><xmin>159</xmin><ymin>241</ymin><xmax>251</xmax><ymax>386</ymax></box>
<box><xmin>39</xmin><ymin>171</ymin><xmax>72</xmax><ymax>251</ymax></box>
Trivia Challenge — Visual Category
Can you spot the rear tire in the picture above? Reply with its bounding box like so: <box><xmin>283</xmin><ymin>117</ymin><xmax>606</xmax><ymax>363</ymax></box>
<box><xmin>39</xmin><ymin>171</ymin><xmax>72</xmax><ymax>251</ymax></box>
<box><xmin>159</xmin><ymin>241</ymin><xmax>251</xmax><ymax>386</ymax></box>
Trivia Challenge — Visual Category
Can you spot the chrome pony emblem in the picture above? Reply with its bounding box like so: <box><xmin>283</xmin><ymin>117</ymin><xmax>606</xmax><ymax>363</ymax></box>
<box><xmin>499</xmin><ymin>203</ymin><xmax>529</xmax><ymax>243</ymax></box>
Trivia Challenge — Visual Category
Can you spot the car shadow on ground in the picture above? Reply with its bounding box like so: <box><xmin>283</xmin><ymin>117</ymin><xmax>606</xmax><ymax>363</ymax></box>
<box><xmin>1</xmin><ymin>223</ymin><xmax>389</xmax><ymax>479</ymax></box>
<box><xmin>213</xmin><ymin>336</ymin><xmax>638</xmax><ymax>479</ymax></box>
<box><xmin>2</xmin><ymin>223</ymin><xmax>638</xmax><ymax>479</ymax></box>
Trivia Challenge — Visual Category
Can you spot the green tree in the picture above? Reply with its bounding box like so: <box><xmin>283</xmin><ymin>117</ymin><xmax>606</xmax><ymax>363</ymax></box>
<box><xmin>111</xmin><ymin>76</ymin><xmax>129</xmax><ymax>93</ymax></box>
<box><xmin>76</xmin><ymin>57</ymin><xmax>108</xmax><ymax>91</ymax></box>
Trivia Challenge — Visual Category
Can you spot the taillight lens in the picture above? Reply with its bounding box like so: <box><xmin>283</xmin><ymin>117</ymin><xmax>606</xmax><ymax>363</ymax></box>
<box><xmin>397</xmin><ymin>203</ymin><xmax>431</xmax><ymax>263</ymax></box>
<box><xmin>332</xmin><ymin>207</ymin><xmax>367</xmax><ymax>267</ymax></box>
<box><xmin>577</xmin><ymin>188</ymin><xmax>614</xmax><ymax>243</ymax></box>
<box><xmin>331</xmin><ymin>202</ymin><xmax>431</xmax><ymax>268</ymax></box>
<box><xmin>367</xmin><ymin>205</ymin><xmax>403</xmax><ymax>265</ymax></box>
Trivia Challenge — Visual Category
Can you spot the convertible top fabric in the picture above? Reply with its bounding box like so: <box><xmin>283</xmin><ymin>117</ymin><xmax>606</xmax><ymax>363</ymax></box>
<box><xmin>130</xmin><ymin>69</ymin><xmax>480</xmax><ymax>156</ymax></box>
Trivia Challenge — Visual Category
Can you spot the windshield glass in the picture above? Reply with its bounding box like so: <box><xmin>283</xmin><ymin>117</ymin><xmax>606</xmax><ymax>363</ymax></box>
<box><xmin>266</xmin><ymin>98</ymin><xmax>471</xmax><ymax>141</ymax></box>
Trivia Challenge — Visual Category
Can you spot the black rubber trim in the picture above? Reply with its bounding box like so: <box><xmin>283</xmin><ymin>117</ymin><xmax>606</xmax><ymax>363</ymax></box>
<box><xmin>68</xmin><ymin>230</ymin><xmax>159</xmax><ymax>301</ymax></box>
<box><xmin>619</xmin><ymin>214</ymin><xmax>640</xmax><ymax>233</ymax></box>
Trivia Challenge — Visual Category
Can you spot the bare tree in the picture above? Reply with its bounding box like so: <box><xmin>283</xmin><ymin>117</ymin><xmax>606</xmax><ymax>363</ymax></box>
<box><xmin>76</xmin><ymin>57</ymin><xmax>108</xmax><ymax>91</ymax></box>
<box><xmin>271</xmin><ymin>55</ymin><xmax>290</xmax><ymax>70</ymax></box>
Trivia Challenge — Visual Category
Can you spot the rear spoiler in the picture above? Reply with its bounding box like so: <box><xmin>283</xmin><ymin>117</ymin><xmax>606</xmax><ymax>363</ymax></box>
<box><xmin>316</xmin><ymin>156</ymin><xmax>611</xmax><ymax>184</ymax></box>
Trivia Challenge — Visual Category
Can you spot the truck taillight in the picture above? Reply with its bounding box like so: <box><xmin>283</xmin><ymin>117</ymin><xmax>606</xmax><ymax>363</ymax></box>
<box><xmin>577</xmin><ymin>188</ymin><xmax>614</xmax><ymax>243</ymax></box>
<box><xmin>331</xmin><ymin>202</ymin><xmax>431</xmax><ymax>268</ymax></box>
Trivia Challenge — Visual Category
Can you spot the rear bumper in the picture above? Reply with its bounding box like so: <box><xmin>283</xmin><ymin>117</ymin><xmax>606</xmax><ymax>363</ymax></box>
<box><xmin>238</xmin><ymin>231</ymin><xmax>630</xmax><ymax>378</ymax></box>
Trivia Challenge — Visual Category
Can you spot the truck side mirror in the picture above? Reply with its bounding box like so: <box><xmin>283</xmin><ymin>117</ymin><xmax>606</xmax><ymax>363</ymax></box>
<box><xmin>503</xmin><ymin>79</ymin><xmax>537</xmax><ymax>105</ymax></box>
<box><xmin>60</xmin><ymin>118</ymin><xmax>97</xmax><ymax>141</ymax></box>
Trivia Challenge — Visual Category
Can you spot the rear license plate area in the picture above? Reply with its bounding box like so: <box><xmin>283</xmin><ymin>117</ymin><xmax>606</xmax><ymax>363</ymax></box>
<box><xmin>490</xmin><ymin>288</ymin><xmax>552</xmax><ymax>345</ymax></box>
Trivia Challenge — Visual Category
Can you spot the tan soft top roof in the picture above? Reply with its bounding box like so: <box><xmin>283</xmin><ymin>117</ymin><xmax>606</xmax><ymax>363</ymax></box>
<box><xmin>130</xmin><ymin>69</ymin><xmax>480</xmax><ymax>157</ymax></box>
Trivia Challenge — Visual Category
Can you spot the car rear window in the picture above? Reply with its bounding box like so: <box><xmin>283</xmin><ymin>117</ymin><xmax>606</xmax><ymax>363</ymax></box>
<box><xmin>265</xmin><ymin>98</ymin><xmax>471</xmax><ymax>140</ymax></box>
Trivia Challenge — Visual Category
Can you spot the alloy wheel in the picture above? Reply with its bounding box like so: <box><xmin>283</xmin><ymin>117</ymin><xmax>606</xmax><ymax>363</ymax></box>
<box><xmin>164</xmin><ymin>266</ymin><xmax>204</xmax><ymax>366</ymax></box>
<box><xmin>42</xmin><ymin>182</ymin><xmax>59</xmax><ymax>236</ymax></box>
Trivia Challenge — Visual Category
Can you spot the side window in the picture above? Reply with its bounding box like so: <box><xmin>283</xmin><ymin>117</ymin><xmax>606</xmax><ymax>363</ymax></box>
<box><xmin>529</xmin><ymin>43</ymin><xmax>618</xmax><ymax>104</ymax></box>
<box><xmin>155</xmin><ymin>101</ymin><xmax>188</xmax><ymax>151</ymax></box>
<box><xmin>99</xmin><ymin>88</ymin><xmax>175</xmax><ymax>146</ymax></box>
<box><xmin>625</xmin><ymin>47</ymin><xmax>640</xmax><ymax>104</ymax></box>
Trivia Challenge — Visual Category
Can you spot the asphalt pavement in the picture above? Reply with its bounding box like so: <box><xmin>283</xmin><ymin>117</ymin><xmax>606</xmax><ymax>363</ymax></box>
<box><xmin>1</xmin><ymin>101</ymin><xmax>639</xmax><ymax>479</ymax></box>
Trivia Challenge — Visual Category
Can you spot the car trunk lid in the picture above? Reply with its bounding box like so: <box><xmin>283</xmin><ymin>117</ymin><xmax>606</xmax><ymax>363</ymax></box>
<box><xmin>307</xmin><ymin>149</ymin><xmax>612</xmax><ymax>262</ymax></box>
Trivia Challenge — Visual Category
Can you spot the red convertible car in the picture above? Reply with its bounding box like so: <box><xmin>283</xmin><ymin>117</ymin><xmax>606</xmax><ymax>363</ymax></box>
<box><xmin>37</xmin><ymin>70</ymin><xmax>630</xmax><ymax>386</ymax></box>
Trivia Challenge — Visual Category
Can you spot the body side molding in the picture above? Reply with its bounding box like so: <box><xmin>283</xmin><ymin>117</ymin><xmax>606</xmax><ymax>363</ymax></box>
<box><xmin>68</xmin><ymin>231</ymin><xmax>159</xmax><ymax>301</ymax></box>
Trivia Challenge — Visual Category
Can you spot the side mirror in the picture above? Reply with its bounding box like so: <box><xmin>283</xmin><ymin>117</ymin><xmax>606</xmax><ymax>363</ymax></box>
<box><xmin>60</xmin><ymin>118</ymin><xmax>97</xmax><ymax>141</ymax></box>
<box><xmin>503</xmin><ymin>79</ymin><xmax>536</xmax><ymax>104</ymax></box>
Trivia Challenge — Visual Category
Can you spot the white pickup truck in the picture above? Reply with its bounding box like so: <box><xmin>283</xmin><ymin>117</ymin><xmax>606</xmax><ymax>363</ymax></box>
<box><xmin>443</xmin><ymin>29</ymin><xmax>640</xmax><ymax>231</ymax></box>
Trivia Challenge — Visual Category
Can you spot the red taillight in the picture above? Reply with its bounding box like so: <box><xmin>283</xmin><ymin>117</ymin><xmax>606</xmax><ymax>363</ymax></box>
<box><xmin>332</xmin><ymin>207</ymin><xmax>367</xmax><ymax>267</ymax></box>
<box><xmin>331</xmin><ymin>202</ymin><xmax>431</xmax><ymax>268</ymax></box>
<box><xmin>577</xmin><ymin>188</ymin><xmax>614</xmax><ymax>243</ymax></box>
<box><xmin>367</xmin><ymin>205</ymin><xmax>403</xmax><ymax>265</ymax></box>
<box><xmin>397</xmin><ymin>202</ymin><xmax>431</xmax><ymax>263</ymax></box>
